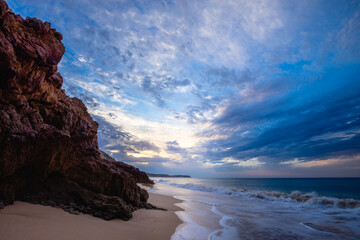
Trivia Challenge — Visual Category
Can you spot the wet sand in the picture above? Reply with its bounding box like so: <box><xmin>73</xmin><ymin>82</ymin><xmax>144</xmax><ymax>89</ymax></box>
<box><xmin>0</xmin><ymin>193</ymin><xmax>183</xmax><ymax>240</ymax></box>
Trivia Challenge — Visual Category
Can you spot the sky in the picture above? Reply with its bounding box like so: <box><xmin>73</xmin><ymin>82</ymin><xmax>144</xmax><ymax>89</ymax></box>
<box><xmin>7</xmin><ymin>0</ymin><xmax>360</xmax><ymax>177</ymax></box>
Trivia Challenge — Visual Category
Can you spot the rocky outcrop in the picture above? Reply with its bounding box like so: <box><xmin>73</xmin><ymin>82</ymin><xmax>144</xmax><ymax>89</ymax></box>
<box><xmin>0</xmin><ymin>0</ymin><xmax>154</xmax><ymax>220</ymax></box>
<box><xmin>100</xmin><ymin>151</ymin><xmax>154</xmax><ymax>184</ymax></box>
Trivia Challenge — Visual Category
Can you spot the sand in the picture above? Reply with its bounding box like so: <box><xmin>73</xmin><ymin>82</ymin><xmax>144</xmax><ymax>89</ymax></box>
<box><xmin>0</xmin><ymin>193</ymin><xmax>183</xmax><ymax>240</ymax></box>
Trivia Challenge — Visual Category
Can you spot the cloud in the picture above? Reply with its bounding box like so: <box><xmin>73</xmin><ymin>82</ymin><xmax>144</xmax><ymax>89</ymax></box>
<box><xmin>203</xmin><ymin>157</ymin><xmax>265</xmax><ymax>169</ymax></box>
<box><xmin>224</xmin><ymin>157</ymin><xmax>265</xmax><ymax>168</ymax></box>
<box><xmin>141</xmin><ymin>76</ymin><xmax>166</xmax><ymax>107</ymax></box>
<box><xmin>234</xmin><ymin>158</ymin><xmax>265</xmax><ymax>168</ymax></box>
<box><xmin>280</xmin><ymin>159</ymin><xmax>304</xmax><ymax>166</ymax></box>
<box><xmin>280</xmin><ymin>155</ymin><xmax>360</xmax><ymax>168</ymax></box>
<box><xmin>7</xmin><ymin>0</ymin><xmax>360</xmax><ymax>177</ymax></box>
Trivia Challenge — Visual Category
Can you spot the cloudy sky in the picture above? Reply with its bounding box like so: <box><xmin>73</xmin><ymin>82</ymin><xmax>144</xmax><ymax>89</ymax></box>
<box><xmin>8</xmin><ymin>0</ymin><xmax>360</xmax><ymax>177</ymax></box>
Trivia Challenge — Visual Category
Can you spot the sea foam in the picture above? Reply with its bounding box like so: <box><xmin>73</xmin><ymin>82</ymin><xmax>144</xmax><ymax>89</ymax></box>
<box><xmin>157</xmin><ymin>179</ymin><xmax>360</xmax><ymax>210</ymax></box>
<box><xmin>151</xmin><ymin>178</ymin><xmax>360</xmax><ymax>240</ymax></box>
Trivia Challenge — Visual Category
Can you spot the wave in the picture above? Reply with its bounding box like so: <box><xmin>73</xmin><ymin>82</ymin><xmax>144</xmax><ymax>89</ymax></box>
<box><xmin>155</xmin><ymin>179</ymin><xmax>360</xmax><ymax>209</ymax></box>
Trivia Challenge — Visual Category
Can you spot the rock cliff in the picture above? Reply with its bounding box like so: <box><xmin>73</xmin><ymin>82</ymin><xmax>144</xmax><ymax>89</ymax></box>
<box><xmin>0</xmin><ymin>0</ymin><xmax>154</xmax><ymax>220</ymax></box>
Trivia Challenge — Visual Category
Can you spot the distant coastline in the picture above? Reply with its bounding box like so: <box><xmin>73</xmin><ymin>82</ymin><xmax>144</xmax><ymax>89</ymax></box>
<box><xmin>147</xmin><ymin>173</ymin><xmax>191</xmax><ymax>178</ymax></box>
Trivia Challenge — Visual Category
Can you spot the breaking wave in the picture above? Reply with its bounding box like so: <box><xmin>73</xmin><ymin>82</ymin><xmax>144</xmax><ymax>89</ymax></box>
<box><xmin>155</xmin><ymin>179</ymin><xmax>360</xmax><ymax>209</ymax></box>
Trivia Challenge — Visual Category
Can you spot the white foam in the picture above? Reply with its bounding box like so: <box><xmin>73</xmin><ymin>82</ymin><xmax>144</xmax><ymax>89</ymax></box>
<box><xmin>151</xmin><ymin>181</ymin><xmax>360</xmax><ymax>240</ymax></box>
<box><xmin>209</xmin><ymin>206</ymin><xmax>239</xmax><ymax>240</ymax></box>
<box><xmin>154</xmin><ymin>179</ymin><xmax>360</xmax><ymax>210</ymax></box>
<box><xmin>170</xmin><ymin>203</ymin><xmax>221</xmax><ymax>240</ymax></box>
<box><xmin>171</xmin><ymin>213</ymin><xmax>211</xmax><ymax>240</ymax></box>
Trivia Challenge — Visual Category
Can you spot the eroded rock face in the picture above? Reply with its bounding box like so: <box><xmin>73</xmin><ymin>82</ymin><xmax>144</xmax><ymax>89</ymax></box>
<box><xmin>0</xmin><ymin>0</ymin><xmax>154</xmax><ymax>220</ymax></box>
<box><xmin>100</xmin><ymin>151</ymin><xmax>154</xmax><ymax>184</ymax></box>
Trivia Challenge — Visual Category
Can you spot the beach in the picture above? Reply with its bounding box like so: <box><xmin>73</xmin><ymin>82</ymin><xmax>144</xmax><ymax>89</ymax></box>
<box><xmin>0</xmin><ymin>193</ymin><xmax>182</xmax><ymax>240</ymax></box>
<box><xmin>150</xmin><ymin>178</ymin><xmax>360</xmax><ymax>240</ymax></box>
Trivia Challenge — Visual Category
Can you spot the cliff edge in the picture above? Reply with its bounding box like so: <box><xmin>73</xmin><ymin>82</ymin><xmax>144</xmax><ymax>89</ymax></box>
<box><xmin>0</xmin><ymin>0</ymin><xmax>154</xmax><ymax>220</ymax></box>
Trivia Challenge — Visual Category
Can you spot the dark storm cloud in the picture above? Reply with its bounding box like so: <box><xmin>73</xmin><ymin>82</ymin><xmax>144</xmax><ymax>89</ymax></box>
<box><xmin>203</xmin><ymin>67</ymin><xmax>360</xmax><ymax>165</ymax></box>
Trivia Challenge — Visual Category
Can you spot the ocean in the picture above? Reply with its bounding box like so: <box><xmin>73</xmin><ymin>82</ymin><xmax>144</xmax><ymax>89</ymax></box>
<box><xmin>147</xmin><ymin>177</ymin><xmax>360</xmax><ymax>240</ymax></box>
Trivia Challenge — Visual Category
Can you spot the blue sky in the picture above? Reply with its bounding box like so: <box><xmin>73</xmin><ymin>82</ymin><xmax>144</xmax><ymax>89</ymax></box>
<box><xmin>8</xmin><ymin>0</ymin><xmax>360</xmax><ymax>177</ymax></box>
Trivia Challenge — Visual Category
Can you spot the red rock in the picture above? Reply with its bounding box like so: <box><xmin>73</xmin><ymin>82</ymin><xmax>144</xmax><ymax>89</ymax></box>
<box><xmin>0</xmin><ymin>0</ymin><xmax>154</xmax><ymax>220</ymax></box>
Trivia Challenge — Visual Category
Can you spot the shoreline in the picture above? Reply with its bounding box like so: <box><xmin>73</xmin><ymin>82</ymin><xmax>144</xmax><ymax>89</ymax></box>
<box><xmin>0</xmin><ymin>193</ymin><xmax>183</xmax><ymax>240</ymax></box>
<box><xmin>149</xmin><ymin>179</ymin><xmax>360</xmax><ymax>239</ymax></box>
<box><xmin>148</xmin><ymin>182</ymin><xmax>224</xmax><ymax>240</ymax></box>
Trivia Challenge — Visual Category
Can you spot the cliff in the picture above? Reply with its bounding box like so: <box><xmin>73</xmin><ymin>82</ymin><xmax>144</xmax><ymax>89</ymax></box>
<box><xmin>0</xmin><ymin>0</ymin><xmax>154</xmax><ymax>220</ymax></box>
<box><xmin>100</xmin><ymin>151</ymin><xmax>154</xmax><ymax>184</ymax></box>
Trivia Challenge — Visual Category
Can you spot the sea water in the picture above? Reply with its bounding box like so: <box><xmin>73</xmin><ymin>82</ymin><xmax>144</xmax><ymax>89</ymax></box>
<box><xmin>147</xmin><ymin>178</ymin><xmax>360</xmax><ymax>240</ymax></box>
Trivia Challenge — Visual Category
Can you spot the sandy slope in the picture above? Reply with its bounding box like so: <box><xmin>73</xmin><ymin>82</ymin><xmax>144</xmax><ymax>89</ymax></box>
<box><xmin>0</xmin><ymin>193</ymin><xmax>182</xmax><ymax>240</ymax></box>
